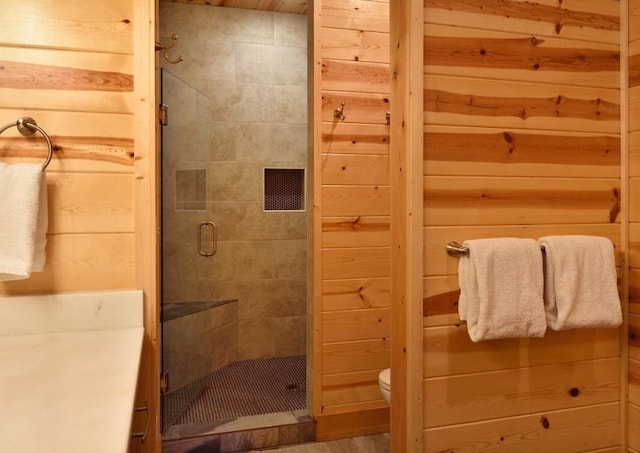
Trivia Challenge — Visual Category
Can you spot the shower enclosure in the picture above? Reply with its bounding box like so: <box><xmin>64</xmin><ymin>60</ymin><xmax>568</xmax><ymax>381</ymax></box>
<box><xmin>159</xmin><ymin>2</ymin><xmax>309</xmax><ymax>436</ymax></box>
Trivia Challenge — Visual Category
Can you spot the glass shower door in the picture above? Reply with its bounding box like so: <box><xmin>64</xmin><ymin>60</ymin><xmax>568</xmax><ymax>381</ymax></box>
<box><xmin>160</xmin><ymin>68</ymin><xmax>218</xmax><ymax>430</ymax></box>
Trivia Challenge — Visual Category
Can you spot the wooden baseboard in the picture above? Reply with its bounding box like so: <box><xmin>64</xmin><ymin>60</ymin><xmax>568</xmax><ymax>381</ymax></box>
<box><xmin>315</xmin><ymin>407</ymin><xmax>390</xmax><ymax>441</ymax></box>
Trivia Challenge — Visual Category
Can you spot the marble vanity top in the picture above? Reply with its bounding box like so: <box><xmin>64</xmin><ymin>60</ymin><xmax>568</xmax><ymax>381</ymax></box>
<box><xmin>0</xmin><ymin>290</ymin><xmax>144</xmax><ymax>453</ymax></box>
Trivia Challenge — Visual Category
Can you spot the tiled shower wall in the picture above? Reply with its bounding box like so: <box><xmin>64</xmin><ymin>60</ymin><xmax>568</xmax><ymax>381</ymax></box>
<box><xmin>160</xmin><ymin>3</ymin><xmax>307</xmax><ymax>361</ymax></box>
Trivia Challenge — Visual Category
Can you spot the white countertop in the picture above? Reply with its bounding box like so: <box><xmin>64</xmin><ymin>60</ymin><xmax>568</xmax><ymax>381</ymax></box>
<box><xmin>0</xmin><ymin>290</ymin><xmax>144</xmax><ymax>453</ymax></box>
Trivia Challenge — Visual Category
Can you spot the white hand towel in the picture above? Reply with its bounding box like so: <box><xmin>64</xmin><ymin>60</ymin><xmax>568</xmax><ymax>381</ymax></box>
<box><xmin>457</xmin><ymin>238</ymin><xmax>546</xmax><ymax>342</ymax></box>
<box><xmin>0</xmin><ymin>162</ymin><xmax>48</xmax><ymax>281</ymax></box>
<box><xmin>538</xmin><ymin>235</ymin><xmax>621</xmax><ymax>330</ymax></box>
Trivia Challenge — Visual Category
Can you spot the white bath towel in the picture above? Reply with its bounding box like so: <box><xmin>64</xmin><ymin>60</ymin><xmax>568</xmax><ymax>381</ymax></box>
<box><xmin>0</xmin><ymin>163</ymin><xmax>48</xmax><ymax>281</ymax></box>
<box><xmin>457</xmin><ymin>238</ymin><xmax>546</xmax><ymax>342</ymax></box>
<box><xmin>538</xmin><ymin>235</ymin><xmax>621</xmax><ymax>330</ymax></box>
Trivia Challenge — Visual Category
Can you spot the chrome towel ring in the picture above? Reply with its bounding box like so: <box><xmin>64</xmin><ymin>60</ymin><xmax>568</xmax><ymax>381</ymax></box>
<box><xmin>0</xmin><ymin>117</ymin><xmax>54</xmax><ymax>170</ymax></box>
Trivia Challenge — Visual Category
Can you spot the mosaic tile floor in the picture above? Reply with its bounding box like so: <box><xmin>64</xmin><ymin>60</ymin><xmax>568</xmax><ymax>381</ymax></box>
<box><xmin>164</xmin><ymin>355</ymin><xmax>306</xmax><ymax>430</ymax></box>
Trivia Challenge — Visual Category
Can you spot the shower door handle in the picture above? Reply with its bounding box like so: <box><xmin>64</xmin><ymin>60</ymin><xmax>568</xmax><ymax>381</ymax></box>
<box><xmin>197</xmin><ymin>221</ymin><xmax>217</xmax><ymax>257</ymax></box>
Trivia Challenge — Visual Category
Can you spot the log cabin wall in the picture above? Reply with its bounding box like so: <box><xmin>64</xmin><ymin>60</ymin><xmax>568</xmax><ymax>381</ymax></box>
<box><xmin>630</xmin><ymin>0</ymin><xmax>640</xmax><ymax>450</ymax></box>
<box><xmin>313</xmin><ymin>0</ymin><xmax>393</xmax><ymax>439</ymax></box>
<box><xmin>423</xmin><ymin>1</ymin><xmax>624</xmax><ymax>452</ymax></box>
<box><xmin>0</xmin><ymin>1</ymin><xmax>159</xmax><ymax>451</ymax></box>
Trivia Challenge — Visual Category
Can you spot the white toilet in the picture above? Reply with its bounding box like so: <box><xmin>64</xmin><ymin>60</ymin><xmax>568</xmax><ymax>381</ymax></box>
<box><xmin>378</xmin><ymin>368</ymin><xmax>391</xmax><ymax>405</ymax></box>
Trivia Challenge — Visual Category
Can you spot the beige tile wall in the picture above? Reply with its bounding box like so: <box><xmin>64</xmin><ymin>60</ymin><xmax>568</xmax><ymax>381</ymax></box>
<box><xmin>163</xmin><ymin>301</ymin><xmax>238</xmax><ymax>391</ymax></box>
<box><xmin>161</xmin><ymin>3</ymin><xmax>308</xmax><ymax>363</ymax></box>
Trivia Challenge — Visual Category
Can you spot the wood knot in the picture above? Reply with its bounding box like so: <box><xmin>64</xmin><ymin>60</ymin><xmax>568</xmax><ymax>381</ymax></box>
<box><xmin>540</xmin><ymin>416</ymin><xmax>550</xmax><ymax>429</ymax></box>
<box><xmin>502</xmin><ymin>132</ymin><xmax>513</xmax><ymax>143</ymax></box>
<box><xmin>568</xmin><ymin>387</ymin><xmax>580</xmax><ymax>397</ymax></box>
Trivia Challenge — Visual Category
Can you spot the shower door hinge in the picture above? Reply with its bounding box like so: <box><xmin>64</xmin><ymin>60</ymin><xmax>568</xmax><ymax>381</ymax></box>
<box><xmin>159</xmin><ymin>104</ymin><xmax>169</xmax><ymax>126</ymax></box>
<box><xmin>160</xmin><ymin>370</ymin><xmax>169</xmax><ymax>394</ymax></box>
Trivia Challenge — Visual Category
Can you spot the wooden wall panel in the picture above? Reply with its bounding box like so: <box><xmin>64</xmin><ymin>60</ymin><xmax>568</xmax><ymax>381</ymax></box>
<box><xmin>321</xmin><ymin>277</ymin><xmax>391</xmax><ymax>312</ymax></box>
<box><xmin>321</xmin><ymin>91</ymin><xmax>390</xmax><ymax>124</ymax></box>
<box><xmin>631</xmin><ymin>86</ymin><xmax>640</xmax><ymax>131</ymax></box>
<box><xmin>322</xmin><ymin>216</ymin><xmax>390</xmax><ymax>248</ymax></box>
<box><xmin>322</xmin><ymin>338</ymin><xmax>389</xmax><ymax>375</ymax></box>
<box><xmin>321</xmin><ymin>123</ymin><xmax>389</xmax><ymax>155</ymax></box>
<box><xmin>425</xmin><ymin>75</ymin><xmax>620</xmax><ymax>133</ymax></box>
<box><xmin>425</xmin><ymin>358</ymin><xmax>620</xmax><ymax>428</ymax></box>
<box><xmin>0</xmin><ymin>0</ymin><xmax>133</xmax><ymax>53</ymax></box>
<box><xmin>46</xmin><ymin>173</ymin><xmax>134</xmax><ymax>233</ymax></box>
<box><xmin>313</xmin><ymin>0</ymin><xmax>392</xmax><ymax>438</ymax></box>
<box><xmin>0</xmin><ymin>234</ymin><xmax>135</xmax><ymax>295</ymax></box>
<box><xmin>631</xmin><ymin>268</ymin><xmax>640</xmax><ymax>313</ymax></box>
<box><xmin>424</xmin><ymin>126</ymin><xmax>620</xmax><ymax>178</ymax></box>
<box><xmin>424</xmin><ymin>327</ymin><xmax>620</xmax><ymax>378</ymax></box>
<box><xmin>321</xmin><ymin>28</ymin><xmax>390</xmax><ymax>64</ymax></box>
<box><xmin>322</xmin><ymin>186</ymin><xmax>390</xmax><ymax>216</ymax></box>
<box><xmin>0</xmin><ymin>136</ymin><xmax>134</xmax><ymax>173</ymax></box>
<box><xmin>322</xmin><ymin>248</ymin><xmax>390</xmax><ymax>281</ymax></box>
<box><xmin>322</xmin><ymin>369</ymin><xmax>385</xmax><ymax>412</ymax></box>
<box><xmin>0</xmin><ymin>109</ymin><xmax>134</xmax><ymax>138</ymax></box>
<box><xmin>321</xmin><ymin>154</ymin><xmax>389</xmax><ymax>185</ymax></box>
<box><xmin>0</xmin><ymin>1</ymin><xmax>135</xmax><ymax>298</ymax></box>
<box><xmin>632</xmin><ymin>403</ymin><xmax>640</xmax><ymax>451</ymax></box>
<box><xmin>423</xmin><ymin>0</ymin><xmax>623</xmax><ymax>451</ymax></box>
<box><xmin>425</xmin><ymin>0</ymin><xmax>620</xmax><ymax>44</ymax></box>
<box><xmin>322</xmin><ymin>60</ymin><xmax>390</xmax><ymax>93</ymax></box>
<box><xmin>631</xmin><ymin>358</ymin><xmax>640</xmax><ymax>408</ymax></box>
<box><xmin>322</xmin><ymin>308</ymin><xmax>391</xmax><ymax>343</ymax></box>
<box><xmin>631</xmin><ymin>131</ymin><xmax>640</xmax><ymax>177</ymax></box>
<box><xmin>425</xmin><ymin>402</ymin><xmax>620</xmax><ymax>453</ymax></box>
<box><xmin>321</xmin><ymin>0</ymin><xmax>389</xmax><ymax>33</ymax></box>
<box><xmin>424</xmin><ymin>24</ymin><xmax>620</xmax><ymax>88</ymax></box>
<box><xmin>632</xmin><ymin>0</ymin><xmax>640</xmax><ymax>448</ymax></box>
<box><xmin>425</xmin><ymin>177</ymin><xmax>620</xmax><ymax>226</ymax></box>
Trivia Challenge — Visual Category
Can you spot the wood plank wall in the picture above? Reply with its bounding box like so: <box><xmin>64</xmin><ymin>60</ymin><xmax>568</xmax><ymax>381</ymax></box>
<box><xmin>0</xmin><ymin>0</ymin><xmax>136</xmax><ymax>294</ymax></box>
<box><xmin>313</xmin><ymin>0</ymin><xmax>393</xmax><ymax>439</ymax></box>
<box><xmin>423</xmin><ymin>1</ymin><xmax>623</xmax><ymax>452</ymax></box>
<box><xmin>0</xmin><ymin>1</ymin><xmax>158</xmax><ymax>451</ymax></box>
<box><xmin>630</xmin><ymin>0</ymin><xmax>640</xmax><ymax>450</ymax></box>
